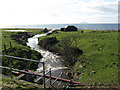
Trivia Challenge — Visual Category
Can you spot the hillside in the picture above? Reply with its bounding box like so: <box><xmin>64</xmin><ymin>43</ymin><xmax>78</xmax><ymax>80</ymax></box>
<box><xmin>38</xmin><ymin>30</ymin><xmax>119</xmax><ymax>84</ymax></box>
<box><xmin>1</xmin><ymin>30</ymin><xmax>44</xmax><ymax>89</ymax></box>
<box><xmin>1</xmin><ymin>29</ymin><xmax>119</xmax><ymax>89</ymax></box>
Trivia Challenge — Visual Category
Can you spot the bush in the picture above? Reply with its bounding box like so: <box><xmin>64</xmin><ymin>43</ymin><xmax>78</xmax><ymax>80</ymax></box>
<box><xmin>2</xmin><ymin>46</ymin><xmax>43</xmax><ymax>75</ymax></box>
<box><xmin>38</xmin><ymin>35</ymin><xmax>83</xmax><ymax>67</ymax></box>
<box><xmin>61</xmin><ymin>46</ymin><xmax>83</xmax><ymax>66</ymax></box>
<box><xmin>38</xmin><ymin>37</ymin><xmax>59</xmax><ymax>50</ymax></box>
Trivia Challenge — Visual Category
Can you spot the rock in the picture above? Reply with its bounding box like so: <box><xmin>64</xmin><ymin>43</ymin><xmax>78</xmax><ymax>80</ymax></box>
<box><xmin>11</xmin><ymin>32</ymin><xmax>35</xmax><ymax>45</ymax></box>
<box><xmin>38</xmin><ymin>37</ymin><xmax>59</xmax><ymax>50</ymax></box>
<box><xmin>82</xmin><ymin>73</ymin><xmax>84</xmax><ymax>75</ymax></box>
<box><xmin>79</xmin><ymin>65</ymin><xmax>83</xmax><ymax>68</ymax></box>
<box><xmin>81</xmin><ymin>61</ymin><xmax>86</xmax><ymax>63</ymax></box>
<box><xmin>105</xmin><ymin>65</ymin><xmax>108</xmax><ymax>67</ymax></box>
<box><xmin>76</xmin><ymin>72</ymin><xmax>81</xmax><ymax>75</ymax></box>
<box><xmin>112</xmin><ymin>62</ymin><xmax>116</xmax><ymax>65</ymax></box>
<box><xmin>83</xmin><ymin>65</ymin><xmax>86</xmax><ymax>68</ymax></box>
<box><xmin>25</xmin><ymin>74</ymin><xmax>35</xmax><ymax>82</ymax></box>
<box><xmin>91</xmin><ymin>71</ymin><xmax>96</xmax><ymax>74</ymax></box>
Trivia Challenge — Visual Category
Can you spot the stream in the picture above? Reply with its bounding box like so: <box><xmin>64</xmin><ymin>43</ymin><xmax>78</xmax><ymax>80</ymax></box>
<box><xmin>26</xmin><ymin>29</ymin><xmax>70</xmax><ymax>87</ymax></box>
<box><xmin>4</xmin><ymin>29</ymin><xmax>71</xmax><ymax>87</ymax></box>
<box><xmin>26</xmin><ymin>29</ymin><xmax>67</xmax><ymax>72</ymax></box>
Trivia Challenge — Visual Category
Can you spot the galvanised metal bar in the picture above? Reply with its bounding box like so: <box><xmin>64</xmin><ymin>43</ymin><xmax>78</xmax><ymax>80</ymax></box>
<box><xmin>52</xmin><ymin>72</ymin><xmax>63</xmax><ymax>84</ymax></box>
<box><xmin>0</xmin><ymin>54</ymin><xmax>43</xmax><ymax>63</ymax></box>
<box><xmin>35</xmin><ymin>70</ymin><xmax>50</xmax><ymax>83</ymax></box>
<box><xmin>45</xmin><ymin>70</ymin><xmax>50</xmax><ymax>75</ymax></box>
<box><xmin>45</xmin><ymin>68</ymin><xmax>51</xmax><ymax>83</ymax></box>
<box><xmin>45</xmin><ymin>77</ymin><xmax>51</xmax><ymax>84</ymax></box>
<box><xmin>1</xmin><ymin>54</ymin><xmax>46</xmax><ymax>88</ymax></box>
<box><xmin>0</xmin><ymin>66</ymin><xmax>43</xmax><ymax>76</ymax></box>
<box><xmin>34</xmin><ymin>76</ymin><xmax>43</xmax><ymax>83</ymax></box>
<box><xmin>58</xmin><ymin>72</ymin><xmax>63</xmax><ymax>85</ymax></box>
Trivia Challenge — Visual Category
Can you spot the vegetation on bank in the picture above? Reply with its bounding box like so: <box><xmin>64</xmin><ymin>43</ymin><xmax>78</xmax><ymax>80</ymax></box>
<box><xmin>2</xmin><ymin>77</ymin><xmax>44</xmax><ymax>90</ymax></box>
<box><xmin>1</xmin><ymin>30</ymin><xmax>46</xmax><ymax>89</ymax></box>
<box><xmin>38</xmin><ymin>36</ymin><xmax>83</xmax><ymax>66</ymax></box>
<box><xmin>38</xmin><ymin>30</ymin><xmax>119</xmax><ymax>84</ymax></box>
<box><xmin>1</xmin><ymin>29</ymin><xmax>119</xmax><ymax>87</ymax></box>
<box><xmin>2</xmin><ymin>31</ymin><xmax>42</xmax><ymax>75</ymax></box>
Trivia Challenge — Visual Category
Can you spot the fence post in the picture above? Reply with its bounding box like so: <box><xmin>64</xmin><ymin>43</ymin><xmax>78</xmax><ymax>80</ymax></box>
<box><xmin>43</xmin><ymin>62</ymin><xmax>46</xmax><ymax>89</ymax></box>
<box><xmin>50</xmin><ymin>68</ymin><xmax>51</xmax><ymax>86</ymax></box>
<box><xmin>10</xmin><ymin>41</ymin><xmax>12</xmax><ymax>48</ymax></box>
<box><xmin>4</xmin><ymin>44</ymin><xmax>6</xmax><ymax>51</ymax></box>
<box><xmin>10</xmin><ymin>59</ymin><xmax>12</xmax><ymax>79</ymax></box>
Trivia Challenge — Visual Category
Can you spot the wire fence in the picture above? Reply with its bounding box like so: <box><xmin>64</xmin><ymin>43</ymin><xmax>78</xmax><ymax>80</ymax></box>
<box><xmin>0</xmin><ymin>54</ymin><xmax>46</xmax><ymax>88</ymax></box>
<box><xmin>0</xmin><ymin>54</ymin><xmax>81</xmax><ymax>89</ymax></box>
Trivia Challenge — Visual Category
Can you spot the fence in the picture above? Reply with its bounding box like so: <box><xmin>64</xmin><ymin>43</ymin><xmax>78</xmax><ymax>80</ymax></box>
<box><xmin>0</xmin><ymin>54</ymin><xmax>46</xmax><ymax>88</ymax></box>
<box><xmin>0</xmin><ymin>54</ymin><xmax>81</xmax><ymax>89</ymax></box>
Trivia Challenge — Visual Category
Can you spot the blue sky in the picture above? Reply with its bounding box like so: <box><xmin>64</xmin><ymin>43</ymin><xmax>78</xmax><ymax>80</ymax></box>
<box><xmin>0</xmin><ymin>0</ymin><xmax>119</xmax><ymax>27</ymax></box>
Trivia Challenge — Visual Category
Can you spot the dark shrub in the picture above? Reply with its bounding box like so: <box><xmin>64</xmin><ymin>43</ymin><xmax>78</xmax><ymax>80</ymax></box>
<box><xmin>2</xmin><ymin>47</ymin><xmax>43</xmax><ymax>72</ymax></box>
<box><xmin>62</xmin><ymin>46</ymin><xmax>83</xmax><ymax>66</ymax></box>
<box><xmin>38</xmin><ymin>37</ymin><xmax>59</xmax><ymax>50</ymax></box>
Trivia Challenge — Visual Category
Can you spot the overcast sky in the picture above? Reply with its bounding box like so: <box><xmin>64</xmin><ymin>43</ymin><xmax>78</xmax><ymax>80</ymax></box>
<box><xmin>0</xmin><ymin>0</ymin><xmax>118</xmax><ymax>27</ymax></box>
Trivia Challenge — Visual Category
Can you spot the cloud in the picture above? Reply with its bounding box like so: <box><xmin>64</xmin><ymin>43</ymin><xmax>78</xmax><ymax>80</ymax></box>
<box><xmin>51</xmin><ymin>14</ymin><xmax>59</xmax><ymax>17</ymax></box>
<box><xmin>66</xmin><ymin>0</ymin><xmax>118</xmax><ymax>13</ymax></box>
<box><xmin>93</xmin><ymin>6</ymin><xmax>117</xmax><ymax>13</ymax></box>
<box><xmin>90</xmin><ymin>2</ymin><xmax>118</xmax><ymax>13</ymax></box>
<box><xmin>0</xmin><ymin>0</ymin><xmax>118</xmax><ymax>27</ymax></box>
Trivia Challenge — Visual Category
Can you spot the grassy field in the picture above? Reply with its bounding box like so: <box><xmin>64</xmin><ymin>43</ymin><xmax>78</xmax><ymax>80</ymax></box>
<box><xmin>1</xmin><ymin>29</ymin><xmax>119</xmax><ymax>86</ymax></box>
<box><xmin>2</xmin><ymin>29</ymin><xmax>44</xmax><ymax>50</ymax></box>
<box><xmin>1</xmin><ymin>30</ymin><xmax>44</xmax><ymax>89</ymax></box>
<box><xmin>0</xmin><ymin>30</ymin><xmax>2</xmax><ymax>53</ymax></box>
<box><xmin>41</xmin><ymin>30</ymin><xmax>119</xmax><ymax>84</ymax></box>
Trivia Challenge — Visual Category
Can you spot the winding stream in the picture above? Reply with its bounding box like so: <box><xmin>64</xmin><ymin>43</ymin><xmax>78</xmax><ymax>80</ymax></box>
<box><xmin>5</xmin><ymin>29</ymin><xmax>70</xmax><ymax>87</ymax></box>
<box><xmin>26</xmin><ymin>29</ymin><xmax>67</xmax><ymax>72</ymax></box>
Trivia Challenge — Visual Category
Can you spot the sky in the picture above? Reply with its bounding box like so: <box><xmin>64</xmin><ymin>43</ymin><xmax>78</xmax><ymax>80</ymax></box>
<box><xmin>0</xmin><ymin>0</ymin><xmax>119</xmax><ymax>27</ymax></box>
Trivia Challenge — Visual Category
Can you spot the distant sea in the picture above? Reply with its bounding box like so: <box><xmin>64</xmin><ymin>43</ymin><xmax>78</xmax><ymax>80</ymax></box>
<box><xmin>7</xmin><ymin>24</ymin><xmax>118</xmax><ymax>30</ymax></box>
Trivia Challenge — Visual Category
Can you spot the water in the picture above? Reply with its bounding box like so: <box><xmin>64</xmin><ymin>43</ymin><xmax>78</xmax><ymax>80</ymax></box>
<box><xmin>26</xmin><ymin>30</ymin><xmax>67</xmax><ymax>72</ymax></box>
<box><xmin>4</xmin><ymin>30</ymin><xmax>26</xmax><ymax>32</ymax></box>
<box><xmin>5</xmin><ymin>30</ymin><xmax>69</xmax><ymax>87</ymax></box>
<box><xmin>27</xmin><ymin>30</ymin><xmax>69</xmax><ymax>87</ymax></box>
<box><xmin>8</xmin><ymin>24</ymin><xmax>118</xmax><ymax>30</ymax></box>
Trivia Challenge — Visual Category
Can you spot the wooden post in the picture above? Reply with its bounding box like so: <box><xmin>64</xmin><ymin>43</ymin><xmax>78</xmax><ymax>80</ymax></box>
<box><xmin>50</xmin><ymin>68</ymin><xmax>52</xmax><ymax>86</ymax></box>
<box><xmin>10</xmin><ymin>59</ymin><xmax>12</xmax><ymax>79</ymax></box>
<box><xmin>10</xmin><ymin>41</ymin><xmax>12</xmax><ymax>48</ymax></box>
<box><xmin>43</xmin><ymin>62</ymin><xmax>46</xmax><ymax>89</ymax></box>
<box><xmin>4</xmin><ymin>44</ymin><xmax>6</xmax><ymax>51</ymax></box>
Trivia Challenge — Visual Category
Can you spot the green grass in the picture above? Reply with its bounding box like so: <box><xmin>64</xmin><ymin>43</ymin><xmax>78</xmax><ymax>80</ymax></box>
<box><xmin>2</xmin><ymin>30</ymin><xmax>43</xmax><ymax>74</ymax></box>
<box><xmin>1</xmin><ymin>30</ymin><xmax>45</xmax><ymax>89</ymax></box>
<box><xmin>0</xmin><ymin>30</ymin><xmax>2</xmax><ymax>53</ymax></box>
<box><xmin>2</xmin><ymin>29</ymin><xmax>44</xmax><ymax>50</ymax></box>
<box><xmin>2</xmin><ymin>29</ymin><xmax>119</xmax><ymax>85</ymax></box>
<box><xmin>2</xmin><ymin>31</ymin><xmax>22</xmax><ymax>50</ymax></box>
<box><xmin>2</xmin><ymin>77</ymin><xmax>44</xmax><ymax>89</ymax></box>
<box><xmin>40</xmin><ymin>30</ymin><xmax>119</xmax><ymax>84</ymax></box>
<box><xmin>1</xmin><ymin>28</ymin><xmax>45</xmax><ymax>34</ymax></box>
